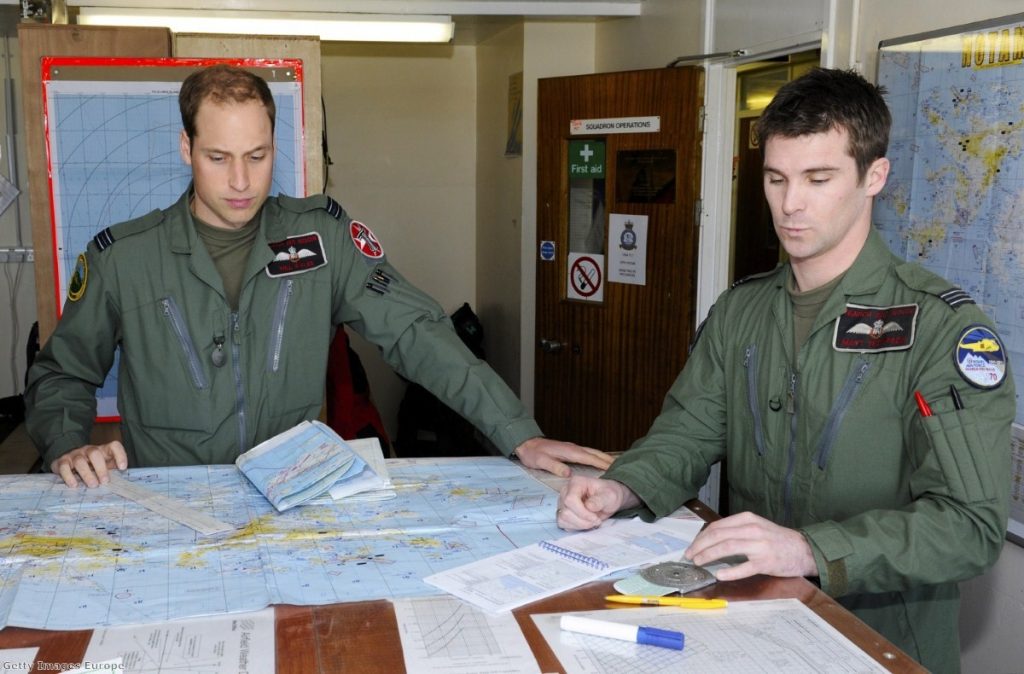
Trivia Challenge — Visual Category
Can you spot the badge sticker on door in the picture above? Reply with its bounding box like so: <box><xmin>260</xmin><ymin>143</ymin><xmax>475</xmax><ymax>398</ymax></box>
<box><xmin>265</xmin><ymin>232</ymin><xmax>327</xmax><ymax>278</ymax></box>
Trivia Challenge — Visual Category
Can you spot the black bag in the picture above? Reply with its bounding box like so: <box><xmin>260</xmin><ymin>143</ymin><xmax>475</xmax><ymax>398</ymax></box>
<box><xmin>395</xmin><ymin>303</ymin><xmax>487</xmax><ymax>457</ymax></box>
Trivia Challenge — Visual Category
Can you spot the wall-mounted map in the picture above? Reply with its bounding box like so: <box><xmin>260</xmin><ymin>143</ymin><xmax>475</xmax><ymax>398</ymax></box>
<box><xmin>876</xmin><ymin>16</ymin><xmax>1024</xmax><ymax>543</ymax></box>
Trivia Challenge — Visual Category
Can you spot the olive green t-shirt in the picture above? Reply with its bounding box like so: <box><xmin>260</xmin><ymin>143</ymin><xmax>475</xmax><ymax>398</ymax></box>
<box><xmin>788</xmin><ymin>269</ymin><xmax>844</xmax><ymax>355</ymax></box>
<box><xmin>193</xmin><ymin>213</ymin><xmax>260</xmax><ymax>311</ymax></box>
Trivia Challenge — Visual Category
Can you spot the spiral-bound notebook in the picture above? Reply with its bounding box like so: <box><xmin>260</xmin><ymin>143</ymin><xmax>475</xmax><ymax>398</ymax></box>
<box><xmin>423</xmin><ymin>516</ymin><xmax>704</xmax><ymax>613</ymax></box>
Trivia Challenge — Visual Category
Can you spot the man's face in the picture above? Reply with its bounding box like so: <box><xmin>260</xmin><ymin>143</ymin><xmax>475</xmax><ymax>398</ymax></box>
<box><xmin>179</xmin><ymin>98</ymin><xmax>274</xmax><ymax>230</ymax></box>
<box><xmin>763</xmin><ymin>127</ymin><xmax>888</xmax><ymax>276</ymax></box>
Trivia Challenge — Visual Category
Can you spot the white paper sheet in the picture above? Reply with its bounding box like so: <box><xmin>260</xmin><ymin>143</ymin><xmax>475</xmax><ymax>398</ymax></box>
<box><xmin>81</xmin><ymin>608</ymin><xmax>275</xmax><ymax>673</ymax></box>
<box><xmin>532</xmin><ymin>600</ymin><xmax>888</xmax><ymax>674</ymax></box>
<box><xmin>0</xmin><ymin>647</ymin><xmax>37</xmax><ymax>669</ymax></box>
<box><xmin>394</xmin><ymin>596</ymin><xmax>540</xmax><ymax>674</ymax></box>
<box><xmin>425</xmin><ymin>516</ymin><xmax>703</xmax><ymax>613</ymax></box>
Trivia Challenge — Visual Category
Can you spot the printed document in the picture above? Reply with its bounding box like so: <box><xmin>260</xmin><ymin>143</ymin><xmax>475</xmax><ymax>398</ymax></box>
<box><xmin>532</xmin><ymin>600</ymin><xmax>888</xmax><ymax>673</ymax></box>
<box><xmin>394</xmin><ymin>595</ymin><xmax>540</xmax><ymax>674</ymax></box>
<box><xmin>82</xmin><ymin>608</ymin><xmax>274</xmax><ymax>673</ymax></box>
<box><xmin>424</xmin><ymin>516</ymin><xmax>702</xmax><ymax>612</ymax></box>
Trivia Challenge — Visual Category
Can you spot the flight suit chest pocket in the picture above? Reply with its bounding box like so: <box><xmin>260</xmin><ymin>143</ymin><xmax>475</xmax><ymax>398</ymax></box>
<box><xmin>121</xmin><ymin>296</ymin><xmax>212</xmax><ymax>431</ymax></box>
<box><xmin>735</xmin><ymin>343</ymin><xmax>790</xmax><ymax>496</ymax></box>
<box><xmin>262</xmin><ymin>278</ymin><xmax>331</xmax><ymax>417</ymax></box>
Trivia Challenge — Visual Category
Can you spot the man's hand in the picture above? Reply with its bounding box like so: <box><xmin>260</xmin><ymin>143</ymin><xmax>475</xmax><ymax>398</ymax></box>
<box><xmin>514</xmin><ymin>437</ymin><xmax>614</xmax><ymax>477</ymax></box>
<box><xmin>51</xmin><ymin>442</ymin><xmax>128</xmax><ymax>488</ymax></box>
<box><xmin>684</xmin><ymin>511</ymin><xmax>817</xmax><ymax>581</ymax></box>
<box><xmin>556</xmin><ymin>475</ymin><xmax>640</xmax><ymax>531</ymax></box>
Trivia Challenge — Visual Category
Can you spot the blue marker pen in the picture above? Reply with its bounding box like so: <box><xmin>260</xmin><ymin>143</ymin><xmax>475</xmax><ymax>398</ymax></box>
<box><xmin>560</xmin><ymin>615</ymin><xmax>684</xmax><ymax>650</ymax></box>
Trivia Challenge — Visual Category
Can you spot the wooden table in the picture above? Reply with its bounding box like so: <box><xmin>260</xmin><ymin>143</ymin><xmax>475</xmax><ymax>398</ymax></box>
<box><xmin>0</xmin><ymin>504</ymin><xmax>927</xmax><ymax>673</ymax></box>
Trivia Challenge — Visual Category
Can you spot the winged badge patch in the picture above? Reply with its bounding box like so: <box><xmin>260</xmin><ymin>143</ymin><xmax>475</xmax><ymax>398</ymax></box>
<box><xmin>833</xmin><ymin>303</ymin><xmax>918</xmax><ymax>352</ymax></box>
<box><xmin>266</xmin><ymin>232</ymin><xmax>327</xmax><ymax>278</ymax></box>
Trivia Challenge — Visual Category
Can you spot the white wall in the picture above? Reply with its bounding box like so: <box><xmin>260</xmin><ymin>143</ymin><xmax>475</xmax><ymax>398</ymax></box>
<box><xmin>518</xmin><ymin>20</ymin><xmax>597</xmax><ymax>411</ymax></box>
<box><xmin>475</xmin><ymin>23</ymin><xmax>524</xmax><ymax>393</ymax></box>
<box><xmin>594</xmin><ymin>0</ymin><xmax>705</xmax><ymax>73</ymax></box>
<box><xmin>320</xmin><ymin>42</ymin><xmax>478</xmax><ymax>439</ymax></box>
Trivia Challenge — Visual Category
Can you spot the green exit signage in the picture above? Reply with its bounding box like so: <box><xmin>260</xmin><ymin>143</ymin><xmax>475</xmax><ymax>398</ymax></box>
<box><xmin>569</xmin><ymin>140</ymin><xmax>605</xmax><ymax>178</ymax></box>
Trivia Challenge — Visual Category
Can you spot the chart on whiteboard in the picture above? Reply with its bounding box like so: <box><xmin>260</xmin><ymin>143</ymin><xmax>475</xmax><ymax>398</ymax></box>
<box><xmin>44</xmin><ymin>77</ymin><xmax>303</xmax><ymax>416</ymax></box>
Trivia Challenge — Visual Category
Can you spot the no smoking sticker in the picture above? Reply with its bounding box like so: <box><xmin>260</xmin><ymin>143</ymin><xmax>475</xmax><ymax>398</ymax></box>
<box><xmin>567</xmin><ymin>253</ymin><xmax>604</xmax><ymax>302</ymax></box>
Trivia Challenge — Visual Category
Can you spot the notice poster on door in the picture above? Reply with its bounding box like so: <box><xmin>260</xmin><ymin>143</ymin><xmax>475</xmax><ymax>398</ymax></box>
<box><xmin>567</xmin><ymin>252</ymin><xmax>604</xmax><ymax>302</ymax></box>
<box><xmin>608</xmin><ymin>214</ymin><xmax>647</xmax><ymax>285</ymax></box>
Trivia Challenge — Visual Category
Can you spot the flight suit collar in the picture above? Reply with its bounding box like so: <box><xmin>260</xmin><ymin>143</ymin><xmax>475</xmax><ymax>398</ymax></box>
<box><xmin>774</xmin><ymin>226</ymin><xmax>899</xmax><ymax>356</ymax></box>
<box><xmin>166</xmin><ymin>186</ymin><xmax>276</xmax><ymax>299</ymax></box>
<box><xmin>837</xmin><ymin>228</ymin><xmax>898</xmax><ymax>297</ymax></box>
<box><xmin>811</xmin><ymin>227</ymin><xmax>900</xmax><ymax>336</ymax></box>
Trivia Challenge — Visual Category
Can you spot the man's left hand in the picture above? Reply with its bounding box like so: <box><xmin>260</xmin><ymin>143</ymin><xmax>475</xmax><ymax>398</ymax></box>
<box><xmin>514</xmin><ymin>437</ymin><xmax>614</xmax><ymax>477</ymax></box>
<box><xmin>684</xmin><ymin>511</ymin><xmax>817</xmax><ymax>581</ymax></box>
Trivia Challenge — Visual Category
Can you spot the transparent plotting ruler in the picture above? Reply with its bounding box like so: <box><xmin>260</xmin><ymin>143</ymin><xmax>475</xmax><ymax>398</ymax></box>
<box><xmin>107</xmin><ymin>473</ymin><xmax>235</xmax><ymax>536</ymax></box>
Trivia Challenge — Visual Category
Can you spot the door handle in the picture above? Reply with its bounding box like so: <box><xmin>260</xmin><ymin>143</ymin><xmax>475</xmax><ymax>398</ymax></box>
<box><xmin>539</xmin><ymin>338</ymin><xmax>567</xmax><ymax>354</ymax></box>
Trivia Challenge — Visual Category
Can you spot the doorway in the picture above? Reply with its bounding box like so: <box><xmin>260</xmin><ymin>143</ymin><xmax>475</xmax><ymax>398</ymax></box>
<box><xmin>533</xmin><ymin>67</ymin><xmax>704</xmax><ymax>452</ymax></box>
<box><xmin>729</xmin><ymin>52</ymin><xmax>819</xmax><ymax>283</ymax></box>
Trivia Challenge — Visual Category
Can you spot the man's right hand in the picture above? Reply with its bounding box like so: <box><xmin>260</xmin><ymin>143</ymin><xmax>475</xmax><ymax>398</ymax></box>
<box><xmin>556</xmin><ymin>475</ymin><xmax>641</xmax><ymax>530</ymax></box>
<box><xmin>51</xmin><ymin>442</ymin><xmax>128</xmax><ymax>488</ymax></box>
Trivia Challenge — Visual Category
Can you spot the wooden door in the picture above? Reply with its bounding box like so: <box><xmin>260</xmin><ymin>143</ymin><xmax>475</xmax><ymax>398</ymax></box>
<box><xmin>535</xmin><ymin>68</ymin><xmax>703</xmax><ymax>451</ymax></box>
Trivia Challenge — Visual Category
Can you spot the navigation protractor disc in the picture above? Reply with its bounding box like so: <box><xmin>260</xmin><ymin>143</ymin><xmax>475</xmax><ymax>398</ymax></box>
<box><xmin>639</xmin><ymin>561</ymin><xmax>716</xmax><ymax>591</ymax></box>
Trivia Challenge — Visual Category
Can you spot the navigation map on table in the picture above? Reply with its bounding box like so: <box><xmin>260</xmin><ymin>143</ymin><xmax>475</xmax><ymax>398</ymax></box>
<box><xmin>0</xmin><ymin>458</ymin><xmax>562</xmax><ymax>630</ymax></box>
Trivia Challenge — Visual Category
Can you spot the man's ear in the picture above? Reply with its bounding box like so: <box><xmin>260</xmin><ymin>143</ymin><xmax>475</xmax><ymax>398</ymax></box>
<box><xmin>179</xmin><ymin>129</ymin><xmax>192</xmax><ymax>166</ymax></box>
<box><xmin>865</xmin><ymin>157</ymin><xmax>890</xmax><ymax>197</ymax></box>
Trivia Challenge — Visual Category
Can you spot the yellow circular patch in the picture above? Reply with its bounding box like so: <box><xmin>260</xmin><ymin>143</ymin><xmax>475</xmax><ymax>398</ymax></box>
<box><xmin>68</xmin><ymin>253</ymin><xmax>88</xmax><ymax>302</ymax></box>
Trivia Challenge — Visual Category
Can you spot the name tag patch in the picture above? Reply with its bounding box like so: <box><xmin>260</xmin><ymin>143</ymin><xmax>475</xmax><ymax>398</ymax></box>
<box><xmin>265</xmin><ymin>232</ymin><xmax>327</xmax><ymax>278</ymax></box>
<box><xmin>833</xmin><ymin>303</ymin><xmax>918</xmax><ymax>352</ymax></box>
<box><xmin>955</xmin><ymin>324</ymin><xmax>1007</xmax><ymax>389</ymax></box>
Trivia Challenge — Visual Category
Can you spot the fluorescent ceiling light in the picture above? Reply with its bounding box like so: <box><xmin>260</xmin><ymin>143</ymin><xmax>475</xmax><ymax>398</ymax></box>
<box><xmin>76</xmin><ymin>8</ymin><xmax>455</xmax><ymax>43</ymax></box>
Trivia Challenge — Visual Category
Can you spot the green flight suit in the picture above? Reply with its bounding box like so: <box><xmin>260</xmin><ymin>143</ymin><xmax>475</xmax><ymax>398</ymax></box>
<box><xmin>26</xmin><ymin>190</ymin><xmax>541</xmax><ymax>468</ymax></box>
<box><xmin>605</xmin><ymin>229</ymin><xmax>1014</xmax><ymax>673</ymax></box>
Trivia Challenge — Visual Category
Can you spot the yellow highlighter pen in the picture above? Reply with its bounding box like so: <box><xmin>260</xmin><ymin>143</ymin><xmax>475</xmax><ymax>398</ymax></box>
<box><xmin>605</xmin><ymin>595</ymin><xmax>728</xmax><ymax>609</ymax></box>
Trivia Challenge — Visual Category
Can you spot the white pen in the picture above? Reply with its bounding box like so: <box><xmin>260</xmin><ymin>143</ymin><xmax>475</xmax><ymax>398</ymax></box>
<box><xmin>560</xmin><ymin>615</ymin><xmax>685</xmax><ymax>651</ymax></box>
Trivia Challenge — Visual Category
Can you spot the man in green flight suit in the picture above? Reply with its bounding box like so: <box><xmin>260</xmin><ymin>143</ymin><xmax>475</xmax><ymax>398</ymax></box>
<box><xmin>26</xmin><ymin>64</ymin><xmax>612</xmax><ymax>488</ymax></box>
<box><xmin>556</xmin><ymin>68</ymin><xmax>1013</xmax><ymax>673</ymax></box>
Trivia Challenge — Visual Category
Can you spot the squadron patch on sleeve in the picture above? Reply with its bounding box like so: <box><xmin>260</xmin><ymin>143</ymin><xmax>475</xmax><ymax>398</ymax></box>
<box><xmin>265</xmin><ymin>232</ymin><xmax>327</xmax><ymax>278</ymax></box>
<box><xmin>833</xmin><ymin>303</ymin><xmax>918</xmax><ymax>352</ymax></box>
<box><xmin>349</xmin><ymin>221</ymin><xmax>385</xmax><ymax>260</ymax></box>
<box><xmin>954</xmin><ymin>324</ymin><xmax>1007</xmax><ymax>389</ymax></box>
<box><xmin>67</xmin><ymin>253</ymin><xmax>88</xmax><ymax>302</ymax></box>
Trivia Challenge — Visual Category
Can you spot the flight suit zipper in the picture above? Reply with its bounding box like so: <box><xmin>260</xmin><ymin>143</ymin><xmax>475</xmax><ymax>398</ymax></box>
<box><xmin>783</xmin><ymin>371</ymin><xmax>798</xmax><ymax>526</ymax></box>
<box><xmin>231</xmin><ymin>312</ymin><xmax>248</xmax><ymax>453</ymax></box>
<box><xmin>743</xmin><ymin>345</ymin><xmax>768</xmax><ymax>457</ymax></box>
<box><xmin>160</xmin><ymin>297</ymin><xmax>208</xmax><ymax>390</ymax></box>
<box><xmin>814</xmin><ymin>358</ymin><xmax>872</xmax><ymax>469</ymax></box>
<box><xmin>268</xmin><ymin>279</ymin><xmax>294</xmax><ymax>373</ymax></box>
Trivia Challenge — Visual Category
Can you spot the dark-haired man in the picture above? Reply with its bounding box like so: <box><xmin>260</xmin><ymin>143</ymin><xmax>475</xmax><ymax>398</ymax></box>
<box><xmin>556</xmin><ymin>68</ymin><xmax>1013</xmax><ymax>673</ymax></box>
<box><xmin>26</xmin><ymin>64</ymin><xmax>612</xmax><ymax>488</ymax></box>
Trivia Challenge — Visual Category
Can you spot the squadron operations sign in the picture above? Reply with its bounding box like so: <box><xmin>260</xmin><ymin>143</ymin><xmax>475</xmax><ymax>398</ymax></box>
<box><xmin>569</xmin><ymin>116</ymin><xmax>661</xmax><ymax>135</ymax></box>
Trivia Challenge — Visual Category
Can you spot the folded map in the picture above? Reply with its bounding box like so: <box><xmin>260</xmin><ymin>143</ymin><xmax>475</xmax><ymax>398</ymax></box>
<box><xmin>236</xmin><ymin>420</ymin><xmax>379</xmax><ymax>511</ymax></box>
